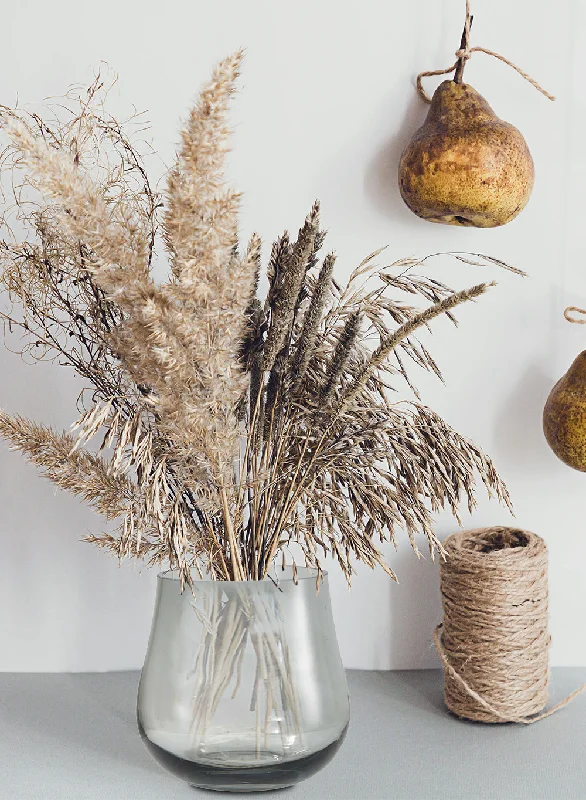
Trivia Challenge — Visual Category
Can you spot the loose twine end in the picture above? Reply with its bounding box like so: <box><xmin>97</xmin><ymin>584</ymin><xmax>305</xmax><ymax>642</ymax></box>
<box><xmin>564</xmin><ymin>306</ymin><xmax>586</xmax><ymax>324</ymax></box>
<box><xmin>434</xmin><ymin>624</ymin><xmax>586</xmax><ymax>724</ymax></box>
<box><xmin>416</xmin><ymin>0</ymin><xmax>555</xmax><ymax>104</ymax></box>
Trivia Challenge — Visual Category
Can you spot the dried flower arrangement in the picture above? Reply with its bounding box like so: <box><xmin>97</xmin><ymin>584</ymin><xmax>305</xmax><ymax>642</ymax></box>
<box><xmin>0</xmin><ymin>52</ymin><xmax>517</xmax><ymax>587</ymax></box>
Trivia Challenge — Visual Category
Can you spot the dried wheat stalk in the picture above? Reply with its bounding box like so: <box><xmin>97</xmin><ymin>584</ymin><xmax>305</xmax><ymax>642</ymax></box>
<box><xmin>0</xmin><ymin>54</ymin><xmax>518</xmax><ymax>585</ymax></box>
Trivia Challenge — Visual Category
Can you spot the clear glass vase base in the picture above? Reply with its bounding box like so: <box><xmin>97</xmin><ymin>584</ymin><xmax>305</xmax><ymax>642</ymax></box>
<box><xmin>139</xmin><ymin>722</ymin><xmax>348</xmax><ymax>792</ymax></box>
<box><xmin>137</xmin><ymin>569</ymin><xmax>350</xmax><ymax>790</ymax></box>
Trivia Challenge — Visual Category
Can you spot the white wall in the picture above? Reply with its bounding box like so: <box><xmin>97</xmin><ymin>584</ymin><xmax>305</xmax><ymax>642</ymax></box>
<box><xmin>0</xmin><ymin>0</ymin><xmax>583</xmax><ymax>671</ymax></box>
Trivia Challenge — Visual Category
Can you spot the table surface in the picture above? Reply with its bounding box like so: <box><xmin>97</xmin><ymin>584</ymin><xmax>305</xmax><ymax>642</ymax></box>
<box><xmin>1</xmin><ymin>668</ymin><xmax>585</xmax><ymax>800</ymax></box>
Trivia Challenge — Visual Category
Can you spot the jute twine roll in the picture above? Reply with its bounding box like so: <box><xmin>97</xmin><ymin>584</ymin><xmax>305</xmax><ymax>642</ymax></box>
<box><xmin>435</xmin><ymin>527</ymin><xmax>586</xmax><ymax>724</ymax></box>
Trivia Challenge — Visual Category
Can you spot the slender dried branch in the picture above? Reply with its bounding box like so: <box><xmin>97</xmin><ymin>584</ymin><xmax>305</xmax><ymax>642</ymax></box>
<box><xmin>263</xmin><ymin>203</ymin><xmax>319</xmax><ymax>370</ymax></box>
<box><xmin>291</xmin><ymin>252</ymin><xmax>336</xmax><ymax>389</ymax></box>
<box><xmin>321</xmin><ymin>310</ymin><xmax>362</xmax><ymax>404</ymax></box>
<box><xmin>337</xmin><ymin>282</ymin><xmax>492</xmax><ymax>414</ymax></box>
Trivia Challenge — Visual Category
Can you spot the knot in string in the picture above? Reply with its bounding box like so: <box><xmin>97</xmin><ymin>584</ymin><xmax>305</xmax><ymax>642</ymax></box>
<box><xmin>454</xmin><ymin>48</ymin><xmax>471</xmax><ymax>63</ymax></box>
<box><xmin>416</xmin><ymin>0</ymin><xmax>555</xmax><ymax>104</ymax></box>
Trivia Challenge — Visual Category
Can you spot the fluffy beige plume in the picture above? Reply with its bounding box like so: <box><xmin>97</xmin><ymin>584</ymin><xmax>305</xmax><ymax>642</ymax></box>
<box><xmin>151</xmin><ymin>233</ymin><xmax>262</xmax><ymax>491</ymax></box>
<box><xmin>0</xmin><ymin>408</ymin><xmax>181</xmax><ymax>563</ymax></box>
<box><xmin>0</xmin><ymin>410</ymin><xmax>134</xmax><ymax>519</ymax></box>
<box><xmin>164</xmin><ymin>50</ymin><xmax>243</xmax><ymax>279</ymax></box>
<box><xmin>2</xmin><ymin>116</ymin><xmax>150</xmax><ymax>291</ymax></box>
<box><xmin>2</xmin><ymin>67</ymin><xmax>259</xmax><ymax>491</ymax></box>
<box><xmin>161</xmin><ymin>51</ymin><xmax>261</xmax><ymax>480</ymax></box>
<box><xmin>1</xmin><ymin>116</ymin><xmax>177</xmax><ymax>392</ymax></box>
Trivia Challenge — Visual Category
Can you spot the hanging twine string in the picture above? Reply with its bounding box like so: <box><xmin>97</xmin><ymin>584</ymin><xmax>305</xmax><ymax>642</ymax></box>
<box><xmin>416</xmin><ymin>0</ymin><xmax>555</xmax><ymax>104</ymax></box>
<box><xmin>564</xmin><ymin>306</ymin><xmax>586</xmax><ymax>324</ymax></box>
<box><xmin>435</xmin><ymin>527</ymin><xmax>586</xmax><ymax>724</ymax></box>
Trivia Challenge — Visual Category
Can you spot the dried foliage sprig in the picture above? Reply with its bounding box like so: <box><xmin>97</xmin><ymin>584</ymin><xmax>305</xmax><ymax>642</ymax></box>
<box><xmin>0</xmin><ymin>55</ymin><xmax>517</xmax><ymax>586</ymax></box>
<box><xmin>0</xmin><ymin>410</ymin><xmax>134</xmax><ymax>519</ymax></box>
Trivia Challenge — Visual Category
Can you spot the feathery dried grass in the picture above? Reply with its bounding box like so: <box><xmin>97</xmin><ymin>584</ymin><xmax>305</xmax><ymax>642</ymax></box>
<box><xmin>0</xmin><ymin>55</ymin><xmax>518</xmax><ymax>584</ymax></box>
<box><xmin>0</xmin><ymin>410</ymin><xmax>133</xmax><ymax>519</ymax></box>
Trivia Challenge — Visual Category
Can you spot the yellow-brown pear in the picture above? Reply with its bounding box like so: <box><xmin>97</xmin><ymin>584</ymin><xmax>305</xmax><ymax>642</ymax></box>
<box><xmin>398</xmin><ymin>81</ymin><xmax>534</xmax><ymax>227</ymax></box>
<box><xmin>543</xmin><ymin>351</ymin><xmax>586</xmax><ymax>471</ymax></box>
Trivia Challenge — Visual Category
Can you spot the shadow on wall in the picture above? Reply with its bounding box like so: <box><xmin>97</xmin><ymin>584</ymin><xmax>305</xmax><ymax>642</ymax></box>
<box><xmin>329</xmin><ymin>546</ymin><xmax>443</xmax><ymax>671</ymax></box>
<box><xmin>493</xmin><ymin>363</ymin><xmax>554</xmax><ymax>470</ymax></box>
<box><xmin>330</xmin><ymin>542</ymin><xmax>445</xmax><ymax>671</ymax></box>
<box><xmin>364</xmin><ymin>90</ymin><xmax>427</xmax><ymax>220</ymax></box>
<box><xmin>315</xmin><ymin>81</ymin><xmax>432</xmax><ymax>235</ymax></box>
<box><xmin>387</xmin><ymin>546</ymin><xmax>442</xmax><ymax>670</ymax></box>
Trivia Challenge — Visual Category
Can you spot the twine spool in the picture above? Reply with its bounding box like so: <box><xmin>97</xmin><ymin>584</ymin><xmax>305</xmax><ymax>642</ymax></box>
<box><xmin>437</xmin><ymin>526</ymin><xmax>550</xmax><ymax>723</ymax></box>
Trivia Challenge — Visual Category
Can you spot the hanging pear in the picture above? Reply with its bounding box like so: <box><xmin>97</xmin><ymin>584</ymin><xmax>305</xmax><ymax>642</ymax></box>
<box><xmin>398</xmin><ymin>2</ymin><xmax>553</xmax><ymax>228</ymax></box>
<box><xmin>543</xmin><ymin>351</ymin><xmax>586</xmax><ymax>471</ymax></box>
<box><xmin>398</xmin><ymin>80</ymin><xmax>534</xmax><ymax>227</ymax></box>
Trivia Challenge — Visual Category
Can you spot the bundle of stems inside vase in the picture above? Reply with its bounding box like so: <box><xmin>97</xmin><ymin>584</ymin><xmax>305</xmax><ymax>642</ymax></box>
<box><xmin>0</xmin><ymin>52</ymin><xmax>515</xmax><ymax>586</ymax></box>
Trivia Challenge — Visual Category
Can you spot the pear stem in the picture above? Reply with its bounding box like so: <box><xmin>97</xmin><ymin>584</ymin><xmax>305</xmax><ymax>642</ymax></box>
<box><xmin>454</xmin><ymin>13</ymin><xmax>473</xmax><ymax>84</ymax></box>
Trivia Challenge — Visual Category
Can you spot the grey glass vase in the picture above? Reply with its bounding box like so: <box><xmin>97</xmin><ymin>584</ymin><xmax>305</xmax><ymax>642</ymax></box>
<box><xmin>137</xmin><ymin>568</ymin><xmax>350</xmax><ymax>792</ymax></box>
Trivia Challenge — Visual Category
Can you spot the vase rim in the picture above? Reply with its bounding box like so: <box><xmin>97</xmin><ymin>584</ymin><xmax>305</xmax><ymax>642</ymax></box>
<box><xmin>157</xmin><ymin>566</ymin><xmax>327</xmax><ymax>584</ymax></box>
